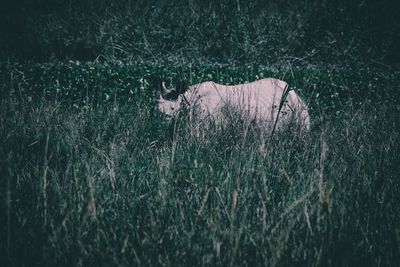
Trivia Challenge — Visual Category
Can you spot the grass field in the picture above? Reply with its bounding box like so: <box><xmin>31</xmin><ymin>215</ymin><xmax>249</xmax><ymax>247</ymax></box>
<box><xmin>2</xmin><ymin>0</ymin><xmax>400</xmax><ymax>65</ymax></box>
<box><xmin>2</xmin><ymin>1</ymin><xmax>400</xmax><ymax>266</ymax></box>
<box><xmin>1</xmin><ymin>63</ymin><xmax>400</xmax><ymax>266</ymax></box>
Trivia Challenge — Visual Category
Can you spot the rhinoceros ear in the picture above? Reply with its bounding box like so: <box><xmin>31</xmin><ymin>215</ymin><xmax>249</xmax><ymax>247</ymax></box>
<box><xmin>161</xmin><ymin>82</ymin><xmax>179</xmax><ymax>100</ymax></box>
<box><xmin>149</xmin><ymin>75</ymin><xmax>177</xmax><ymax>100</ymax></box>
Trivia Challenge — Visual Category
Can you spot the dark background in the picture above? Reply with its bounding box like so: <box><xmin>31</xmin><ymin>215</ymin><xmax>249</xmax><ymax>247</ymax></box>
<box><xmin>1</xmin><ymin>0</ymin><xmax>399</xmax><ymax>66</ymax></box>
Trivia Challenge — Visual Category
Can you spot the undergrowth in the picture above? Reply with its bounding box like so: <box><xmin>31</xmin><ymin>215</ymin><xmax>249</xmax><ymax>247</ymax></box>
<box><xmin>1</xmin><ymin>64</ymin><xmax>400</xmax><ymax>266</ymax></box>
<box><xmin>2</xmin><ymin>0</ymin><xmax>400</xmax><ymax>66</ymax></box>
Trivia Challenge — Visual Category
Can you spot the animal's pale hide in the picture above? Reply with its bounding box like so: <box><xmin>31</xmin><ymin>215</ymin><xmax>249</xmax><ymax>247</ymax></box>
<box><xmin>157</xmin><ymin>78</ymin><xmax>310</xmax><ymax>130</ymax></box>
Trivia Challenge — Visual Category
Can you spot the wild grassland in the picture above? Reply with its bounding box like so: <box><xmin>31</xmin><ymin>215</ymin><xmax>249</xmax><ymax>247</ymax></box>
<box><xmin>2</xmin><ymin>0</ymin><xmax>399</xmax><ymax>66</ymax></box>
<box><xmin>1</xmin><ymin>63</ymin><xmax>400</xmax><ymax>266</ymax></box>
<box><xmin>2</xmin><ymin>1</ymin><xmax>399</xmax><ymax>265</ymax></box>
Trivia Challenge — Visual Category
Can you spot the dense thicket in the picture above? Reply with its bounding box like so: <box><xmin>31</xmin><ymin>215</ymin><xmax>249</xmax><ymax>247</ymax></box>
<box><xmin>1</xmin><ymin>0</ymin><xmax>399</xmax><ymax>65</ymax></box>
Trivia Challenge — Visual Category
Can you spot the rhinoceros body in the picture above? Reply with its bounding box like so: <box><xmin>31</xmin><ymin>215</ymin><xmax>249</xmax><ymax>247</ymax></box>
<box><xmin>156</xmin><ymin>78</ymin><xmax>310</xmax><ymax>130</ymax></box>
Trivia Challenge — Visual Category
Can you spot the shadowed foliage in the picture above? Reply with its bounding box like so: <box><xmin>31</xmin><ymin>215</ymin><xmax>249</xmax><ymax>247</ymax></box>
<box><xmin>1</xmin><ymin>63</ymin><xmax>400</xmax><ymax>266</ymax></box>
<box><xmin>1</xmin><ymin>0</ymin><xmax>399</xmax><ymax>65</ymax></box>
<box><xmin>1</xmin><ymin>0</ymin><xmax>400</xmax><ymax>266</ymax></box>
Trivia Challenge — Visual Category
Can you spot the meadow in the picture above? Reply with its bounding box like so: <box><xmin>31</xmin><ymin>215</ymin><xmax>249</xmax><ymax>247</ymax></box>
<box><xmin>1</xmin><ymin>0</ymin><xmax>400</xmax><ymax>266</ymax></box>
<box><xmin>1</xmin><ymin>63</ymin><xmax>400</xmax><ymax>266</ymax></box>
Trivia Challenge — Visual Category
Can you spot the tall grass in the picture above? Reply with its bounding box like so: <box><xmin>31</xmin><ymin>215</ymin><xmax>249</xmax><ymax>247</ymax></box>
<box><xmin>2</xmin><ymin>0</ymin><xmax>399</xmax><ymax>65</ymax></box>
<box><xmin>1</xmin><ymin>69</ymin><xmax>399</xmax><ymax>266</ymax></box>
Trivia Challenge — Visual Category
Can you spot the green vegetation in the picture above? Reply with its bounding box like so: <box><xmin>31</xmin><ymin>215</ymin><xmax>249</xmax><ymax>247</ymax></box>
<box><xmin>1</xmin><ymin>64</ymin><xmax>400</xmax><ymax>266</ymax></box>
<box><xmin>1</xmin><ymin>0</ymin><xmax>400</xmax><ymax>266</ymax></box>
<box><xmin>2</xmin><ymin>0</ymin><xmax>400</xmax><ymax>65</ymax></box>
